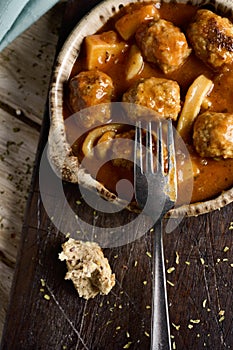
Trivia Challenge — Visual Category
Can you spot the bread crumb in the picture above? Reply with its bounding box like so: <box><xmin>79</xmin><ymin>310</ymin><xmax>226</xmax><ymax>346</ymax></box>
<box><xmin>59</xmin><ymin>238</ymin><xmax>115</xmax><ymax>299</ymax></box>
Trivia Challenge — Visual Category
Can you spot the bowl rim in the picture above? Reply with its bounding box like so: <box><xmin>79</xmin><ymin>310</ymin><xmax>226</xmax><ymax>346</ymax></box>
<box><xmin>49</xmin><ymin>0</ymin><xmax>233</xmax><ymax>217</ymax></box>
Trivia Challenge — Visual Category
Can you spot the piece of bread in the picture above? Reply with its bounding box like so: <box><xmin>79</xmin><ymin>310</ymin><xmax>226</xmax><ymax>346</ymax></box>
<box><xmin>59</xmin><ymin>238</ymin><xmax>115</xmax><ymax>299</ymax></box>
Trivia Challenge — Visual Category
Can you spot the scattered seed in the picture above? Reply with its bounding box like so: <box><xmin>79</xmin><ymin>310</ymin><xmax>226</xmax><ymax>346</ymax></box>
<box><xmin>76</xmin><ymin>200</ymin><xmax>81</xmax><ymax>205</ymax></box>
<box><xmin>143</xmin><ymin>280</ymin><xmax>147</xmax><ymax>285</ymax></box>
<box><xmin>167</xmin><ymin>280</ymin><xmax>174</xmax><ymax>287</ymax></box>
<box><xmin>146</xmin><ymin>251</ymin><xmax>152</xmax><ymax>258</ymax></box>
<box><xmin>223</xmin><ymin>246</ymin><xmax>229</xmax><ymax>252</ymax></box>
<box><xmin>40</xmin><ymin>279</ymin><xmax>46</xmax><ymax>287</ymax></box>
<box><xmin>167</xmin><ymin>267</ymin><xmax>175</xmax><ymax>274</ymax></box>
<box><xmin>175</xmin><ymin>251</ymin><xmax>179</xmax><ymax>265</ymax></box>
<box><xmin>190</xmin><ymin>319</ymin><xmax>200</xmax><ymax>324</ymax></box>
<box><xmin>144</xmin><ymin>331</ymin><xmax>150</xmax><ymax>337</ymax></box>
<box><xmin>185</xmin><ymin>261</ymin><xmax>190</xmax><ymax>265</ymax></box>
<box><xmin>219</xmin><ymin>316</ymin><xmax>225</xmax><ymax>323</ymax></box>
<box><xmin>202</xmin><ymin>299</ymin><xmax>207</xmax><ymax>308</ymax></box>
<box><xmin>134</xmin><ymin>260</ymin><xmax>138</xmax><ymax>267</ymax></box>
<box><xmin>200</xmin><ymin>258</ymin><xmax>205</xmax><ymax>265</ymax></box>
<box><xmin>219</xmin><ymin>310</ymin><xmax>225</xmax><ymax>316</ymax></box>
<box><xmin>146</xmin><ymin>305</ymin><xmax>151</xmax><ymax>309</ymax></box>
<box><xmin>123</xmin><ymin>342</ymin><xmax>132</xmax><ymax>349</ymax></box>
<box><xmin>172</xmin><ymin>323</ymin><xmax>180</xmax><ymax>330</ymax></box>
<box><xmin>188</xmin><ymin>324</ymin><xmax>193</xmax><ymax>329</ymax></box>
<box><xmin>172</xmin><ymin>341</ymin><xmax>176</xmax><ymax>349</ymax></box>
<box><xmin>116</xmin><ymin>326</ymin><xmax>121</xmax><ymax>330</ymax></box>
<box><xmin>229</xmin><ymin>222</ymin><xmax>233</xmax><ymax>230</ymax></box>
<box><xmin>44</xmin><ymin>294</ymin><xmax>50</xmax><ymax>301</ymax></box>
<box><xmin>13</xmin><ymin>127</ymin><xmax>20</xmax><ymax>132</ymax></box>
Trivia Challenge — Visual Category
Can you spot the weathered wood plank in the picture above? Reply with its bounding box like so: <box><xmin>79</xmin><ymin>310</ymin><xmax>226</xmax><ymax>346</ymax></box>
<box><xmin>0</xmin><ymin>1</ymin><xmax>65</xmax><ymax>338</ymax></box>
<box><xmin>0</xmin><ymin>109</ymin><xmax>39</xmax><ymax>336</ymax></box>
<box><xmin>0</xmin><ymin>2</ymin><xmax>65</xmax><ymax>126</ymax></box>
<box><xmin>0</xmin><ymin>263</ymin><xmax>13</xmax><ymax>339</ymax></box>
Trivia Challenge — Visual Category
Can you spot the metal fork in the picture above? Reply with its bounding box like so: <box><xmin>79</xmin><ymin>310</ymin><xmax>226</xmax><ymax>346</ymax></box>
<box><xmin>134</xmin><ymin>120</ymin><xmax>177</xmax><ymax>350</ymax></box>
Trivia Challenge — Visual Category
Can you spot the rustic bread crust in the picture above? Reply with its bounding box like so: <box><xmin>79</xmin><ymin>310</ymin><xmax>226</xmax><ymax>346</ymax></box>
<box><xmin>59</xmin><ymin>238</ymin><xmax>115</xmax><ymax>299</ymax></box>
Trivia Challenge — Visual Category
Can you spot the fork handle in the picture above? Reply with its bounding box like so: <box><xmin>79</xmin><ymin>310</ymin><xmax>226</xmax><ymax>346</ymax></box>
<box><xmin>151</xmin><ymin>219</ymin><xmax>171</xmax><ymax>350</ymax></box>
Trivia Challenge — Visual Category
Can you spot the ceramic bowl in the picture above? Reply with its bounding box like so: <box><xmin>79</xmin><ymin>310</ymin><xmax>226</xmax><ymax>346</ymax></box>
<box><xmin>49</xmin><ymin>0</ymin><xmax>233</xmax><ymax>217</ymax></box>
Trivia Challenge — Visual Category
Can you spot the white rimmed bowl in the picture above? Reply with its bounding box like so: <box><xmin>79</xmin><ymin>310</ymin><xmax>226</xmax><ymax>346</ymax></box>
<box><xmin>49</xmin><ymin>0</ymin><xmax>233</xmax><ymax>217</ymax></box>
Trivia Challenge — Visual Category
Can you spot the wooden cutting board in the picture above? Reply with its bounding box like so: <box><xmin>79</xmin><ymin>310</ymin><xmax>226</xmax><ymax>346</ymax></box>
<box><xmin>1</xmin><ymin>1</ymin><xmax>233</xmax><ymax>349</ymax></box>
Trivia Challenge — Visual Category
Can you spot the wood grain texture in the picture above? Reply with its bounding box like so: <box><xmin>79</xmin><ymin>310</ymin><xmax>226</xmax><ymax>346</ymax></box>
<box><xmin>1</xmin><ymin>1</ymin><xmax>233</xmax><ymax>349</ymax></box>
<box><xmin>0</xmin><ymin>1</ymin><xmax>65</xmax><ymax>339</ymax></box>
<box><xmin>0</xmin><ymin>3</ymin><xmax>64</xmax><ymax>126</ymax></box>
<box><xmin>0</xmin><ymin>109</ymin><xmax>39</xmax><ymax>336</ymax></box>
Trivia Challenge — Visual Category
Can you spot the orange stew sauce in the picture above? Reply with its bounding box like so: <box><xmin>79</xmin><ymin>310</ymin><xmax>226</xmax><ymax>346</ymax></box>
<box><xmin>64</xmin><ymin>2</ymin><xmax>233</xmax><ymax>205</ymax></box>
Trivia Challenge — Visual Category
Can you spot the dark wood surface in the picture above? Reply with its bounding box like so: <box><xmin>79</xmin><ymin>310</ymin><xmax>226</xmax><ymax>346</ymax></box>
<box><xmin>1</xmin><ymin>1</ymin><xmax>233</xmax><ymax>349</ymax></box>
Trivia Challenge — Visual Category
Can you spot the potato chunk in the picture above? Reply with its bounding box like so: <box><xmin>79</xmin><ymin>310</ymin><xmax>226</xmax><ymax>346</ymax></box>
<box><xmin>115</xmin><ymin>4</ymin><xmax>160</xmax><ymax>40</ymax></box>
<box><xmin>85</xmin><ymin>30</ymin><xmax>128</xmax><ymax>70</ymax></box>
<box><xmin>177</xmin><ymin>75</ymin><xmax>213</xmax><ymax>142</ymax></box>
<box><xmin>125</xmin><ymin>44</ymin><xmax>144</xmax><ymax>80</ymax></box>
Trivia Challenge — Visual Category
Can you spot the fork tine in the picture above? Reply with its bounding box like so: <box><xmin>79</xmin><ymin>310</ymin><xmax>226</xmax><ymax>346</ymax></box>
<box><xmin>167</xmin><ymin>119</ymin><xmax>177</xmax><ymax>201</ymax></box>
<box><xmin>156</xmin><ymin>121</ymin><xmax>164</xmax><ymax>174</ymax></box>
<box><xmin>146</xmin><ymin>121</ymin><xmax>154</xmax><ymax>173</ymax></box>
<box><xmin>167</xmin><ymin>119</ymin><xmax>175</xmax><ymax>171</ymax></box>
<box><xmin>134</xmin><ymin>121</ymin><xmax>143</xmax><ymax>174</ymax></box>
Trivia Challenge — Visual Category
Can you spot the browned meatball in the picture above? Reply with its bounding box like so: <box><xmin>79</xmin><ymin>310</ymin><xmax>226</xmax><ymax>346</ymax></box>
<box><xmin>69</xmin><ymin>70</ymin><xmax>114</xmax><ymax>128</ymax></box>
<box><xmin>135</xmin><ymin>19</ymin><xmax>191</xmax><ymax>74</ymax></box>
<box><xmin>187</xmin><ymin>10</ymin><xmax>233</xmax><ymax>70</ymax></box>
<box><xmin>122</xmin><ymin>77</ymin><xmax>181</xmax><ymax>121</ymax></box>
<box><xmin>193</xmin><ymin>112</ymin><xmax>233</xmax><ymax>159</ymax></box>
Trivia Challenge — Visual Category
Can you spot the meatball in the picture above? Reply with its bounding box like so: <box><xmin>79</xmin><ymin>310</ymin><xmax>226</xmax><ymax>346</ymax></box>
<box><xmin>135</xmin><ymin>19</ymin><xmax>191</xmax><ymax>74</ymax></box>
<box><xmin>122</xmin><ymin>77</ymin><xmax>181</xmax><ymax>121</ymax></box>
<box><xmin>187</xmin><ymin>10</ymin><xmax>233</xmax><ymax>70</ymax></box>
<box><xmin>193</xmin><ymin>112</ymin><xmax>233</xmax><ymax>159</ymax></box>
<box><xmin>69</xmin><ymin>70</ymin><xmax>114</xmax><ymax>128</ymax></box>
